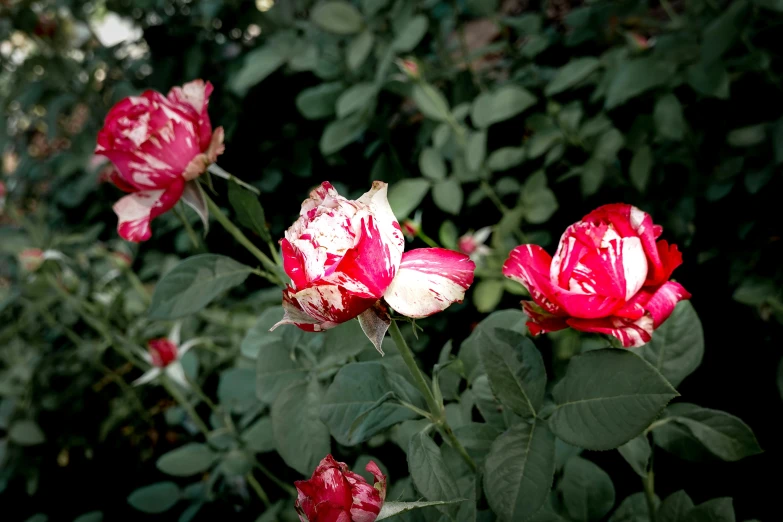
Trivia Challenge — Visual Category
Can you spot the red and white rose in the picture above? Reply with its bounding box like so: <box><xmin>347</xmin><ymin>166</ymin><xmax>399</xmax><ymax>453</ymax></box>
<box><xmin>274</xmin><ymin>181</ymin><xmax>475</xmax><ymax>349</ymax></box>
<box><xmin>503</xmin><ymin>203</ymin><xmax>690</xmax><ymax>347</ymax></box>
<box><xmin>295</xmin><ymin>455</ymin><xmax>386</xmax><ymax>522</ymax></box>
<box><xmin>95</xmin><ymin>79</ymin><xmax>223</xmax><ymax>242</ymax></box>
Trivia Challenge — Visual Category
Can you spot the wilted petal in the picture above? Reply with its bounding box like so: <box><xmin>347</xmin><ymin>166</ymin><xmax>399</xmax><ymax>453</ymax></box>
<box><xmin>273</xmin><ymin>285</ymin><xmax>375</xmax><ymax>332</ymax></box>
<box><xmin>567</xmin><ymin>315</ymin><xmax>654</xmax><ymax>348</ymax></box>
<box><xmin>113</xmin><ymin>179</ymin><xmax>185</xmax><ymax>242</ymax></box>
<box><xmin>357</xmin><ymin>306</ymin><xmax>390</xmax><ymax>356</ymax></box>
<box><xmin>180</xmin><ymin>180</ymin><xmax>209</xmax><ymax>233</ymax></box>
<box><xmin>522</xmin><ymin>302</ymin><xmax>569</xmax><ymax>336</ymax></box>
<box><xmin>383</xmin><ymin>248</ymin><xmax>475</xmax><ymax>319</ymax></box>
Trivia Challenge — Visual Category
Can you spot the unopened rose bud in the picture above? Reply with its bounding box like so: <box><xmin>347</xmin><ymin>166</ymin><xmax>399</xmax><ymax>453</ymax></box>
<box><xmin>18</xmin><ymin>248</ymin><xmax>45</xmax><ymax>272</ymax></box>
<box><xmin>628</xmin><ymin>32</ymin><xmax>653</xmax><ymax>51</ymax></box>
<box><xmin>109</xmin><ymin>251</ymin><xmax>133</xmax><ymax>269</ymax></box>
<box><xmin>458</xmin><ymin>226</ymin><xmax>492</xmax><ymax>261</ymax></box>
<box><xmin>397</xmin><ymin>58</ymin><xmax>420</xmax><ymax>79</ymax></box>
<box><xmin>148</xmin><ymin>338</ymin><xmax>178</xmax><ymax>368</ymax></box>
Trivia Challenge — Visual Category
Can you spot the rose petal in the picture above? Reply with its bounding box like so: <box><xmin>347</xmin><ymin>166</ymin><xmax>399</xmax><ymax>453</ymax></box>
<box><xmin>273</xmin><ymin>285</ymin><xmax>376</xmax><ymax>332</ymax></box>
<box><xmin>615</xmin><ymin>281</ymin><xmax>691</xmax><ymax>327</ymax></box>
<box><xmin>567</xmin><ymin>315</ymin><xmax>654</xmax><ymax>348</ymax></box>
<box><xmin>356</xmin><ymin>181</ymin><xmax>405</xmax><ymax>271</ymax></box>
<box><xmin>502</xmin><ymin>244</ymin><xmax>563</xmax><ymax>315</ymax></box>
<box><xmin>113</xmin><ymin>179</ymin><xmax>185</xmax><ymax>242</ymax></box>
<box><xmin>383</xmin><ymin>248</ymin><xmax>475</xmax><ymax>319</ymax></box>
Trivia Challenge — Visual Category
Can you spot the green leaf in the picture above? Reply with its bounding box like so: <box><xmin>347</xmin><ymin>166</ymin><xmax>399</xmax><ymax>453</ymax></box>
<box><xmin>127</xmin><ymin>482</ymin><xmax>180</xmax><ymax>514</ymax></box>
<box><xmin>433</xmin><ymin>178</ymin><xmax>463</xmax><ymax>215</ymax></box>
<box><xmin>478</xmin><ymin>328</ymin><xmax>546</xmax><ymax>419</ymax></box>
<box><xmin>273</xmin><ymin>379</ymin><xmax>330</xmax><ymax>475</ymax></box>
<box><xmin>654</xmin><ymin>94</ymin><xmax>686</xmax><ymax>141</ymax></box>
<box><xmin>593</xmin><ymin>128</ymin><xmax>625</xmax><ymax>164</ymax></box>
<box><xmin>687</xmin><ymin>498</ymin><xmax>735</xmax><ymax>522</ymax></box>
<box><xmin>459</xmin><ymin>310</ymin><xmax>529</xmax><ymax>383</ymax></box>
<box><xmin>609</xmin><ymin>493</ymin><xmax>656</xmax><ymax>522</ymax></box>
<box><xmin>453</xmin><ymin>423</ymin><xmax>502</xmax><ymax>452</ymax></box>
<box><xmin>377</xmin><ymin>500</ymin><xmax>465</xmax><ymax>521</ymax></box>
<box><xmin>521</xmin><ymin>171</ymin><xmax>558</xmax><ymax>224</ymax></box>
<box><xmin>320</xmin><ymin>113</ymin><xmax>367</xmax><ymax>155</ymax></box>
<box><xmin>218</xmin><ymin>368</ymin><xmax>257</xmax><ymax>414</ymax></box>
<box><xmin>466</xmin><ymin>131</ymin><xmax>487</xmax><ymax>172</ymax></box>
<box><xmin>408</xmin><ymin>432</ymin><xmax>460</xmax><ymax>509</ymax></box>
<box><xmin>473</xmin><ymin>280</ymin><xmax>504</xmax><ymax>313</ymax></box>
<box><xmin>605</xmin><ymin>58</ymin><xmax>673</xmax><ymax>109</ymax></box>
<box><xmin>321</xmin><ymin>362</ymin><xmax>425</xmax><ymax>445</ymax></box>
<box><xmin>156</xmin><ymin>443</ymin><xmax>216</xmax><ymax>477</ymax></box>
<box><xmin>228</xmin><ymin>44</ymin><xmax>286</xmax><ymax>96</ymax></box>
<box><xmin>636</xmin><ymin>301</ymin><xmax>704</xmax><ymax>387</ymax></box>
<box><xmin>73</xmin><ymin>512</ymin><xmax>103</xmax><ymax>522</ymax></box>
<box><xmin>392</xmin><ymin>15</ymin><xmax>428</xmax><ymax>52</ymax></box>
<box><xmin>362</xmin><ymin>0</ymin><xmax>390</xmax><ymax>16</ymax></box>
<box><xmin>241</xmin><ymin>307</ymin><xmax>285</xmax><ymax>360</ymax></box>
<box><xmin>686</xmin><ymin>60</ymin><xmax>730</xmax><ymax>99</ymax></box>
<box><xmin>488</xmin><ymin>147</ymin><xmax>525</xmax><ymax>171</ymax></box>
<box><xmin>347</xmin><ymin>30</ymin><xmax>374</xmax><ymax>71</ymax></box>
<box><xmin>311</xmin><ymin>1</ymin><xmax>365</xmax><ymax>34</ymax></box>
<box><xmin>657</xmin><ymin>490</ymin><xmax>694</xmax><ymax>522</ymax></box>
<box><xmin>472</xmin><ymin>86</ymin><xmax>537</xmax><ymax>128</ymax></box>
<box><xmin>549</xmin><ymin>349</ymin><xmax>678</xmax><ymax>450</ymax></box>
<box><xmin>655</xmin><ymin>403</ymin><xmax>762</xmax><ymax>462</ymax></box>
<box><xmin>439</xmin><ymin>220</ymin><xmax>459</xmax><ymax>250</ymax></box>
<box><xmin>727</xmin><ymin>125</ymin><xmax>766</xmax><ymax>147</ymax></box>
<box><xmin>702</xmin><ymin>0</ymin><xmax>749</xmax><ymax>64</ymax></box>
<box><xmin>581</xmin><ymin>159</ymin><xmax>605</xmax><ymax>197</ymax></box>
<box><xmin>560</xmin><ymin>457</ymin><xmax>615</xmax><ymax>522</ymax></box>
<box><xmin>617</xmin><ymin>435</ymin><xmax>651</xmax><ymax>478</ymax></box>
<box><xmin>296</xmin><ymin>82</ymin><xmax>344</xmax><ymax>120</ymax></box>
<box><xmin>630</xmin><ymin>145</ymin><xmax>653</xmax><ymax>192</ymax></box>
<box><xmin>148</xmin><ymin>255</ymin><xmax>253</xmax><ymax>320</ymax></box>
<box><xmin>526</xmin><ymin>129</ymin><xmax>562</xmax><ymax>159</ymax></box>
<box><xmin>228</xmin><ymin>182</ymin><xmax>270</xmax><ymax>243</ymax></box>
<box><xmin>241</xmin><ymin>416</ymin><xmax>275</xmax><ymax>453</ymax></box>
<box><xmin>484</xmin><ymin>420</ymin><xmax>556</xmax><ymax>521</ymax></box>
<box><xmin>545</xmin><ymin>57</ymin><xmax>601</xmax><ymax>96</ymax></box>
<box><xmin>320</xmin><ymin>319</ymin><xmax>370</xmax><ymax>365</ymax></box>
<box><xmin>413</xmin><ymin>84</ymin><xmax>451</xmax><ymax>121</ymax></box>
<box><xmin>336</xmin><ymin>83</ymin><xmax>377</xmax><ymax>119</ymax></box>
<box><xmin>388</xmin><ymin>178</ymin><xmax>431</xmax><ymax>219</ymax></box>
<box><xmin>256</xmin><ymin>340</ymin><xmax>308</xmax><ymax>404</ymax></box>
<box><xmin>419</xmin><ymin>147</ymin><xmax>447</xmax><ymax>181</ymax></box>
<box><xmin>9</xmin><ymin>420</ymin><xmax>45</xmax><ymax>446</ymax></box>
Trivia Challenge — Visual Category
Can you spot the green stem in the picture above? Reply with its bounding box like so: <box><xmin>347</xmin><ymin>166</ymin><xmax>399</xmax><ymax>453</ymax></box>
<box><xmin>124</xmin><ymin>268</ymin><xmax>151</xmax><ymax>305</ymax></box>
<box><xmin>643</xmin><ymin>468</ymin><xmax>657</xmax><ymax>522</ymax></box>
<box><xmin>480</xmin><ymin>181</ymin><xmax>508</xmax><ymax>213</ymax></box>
<box><xmin>175</xmin><ymin>204</ymin><xmax>202</xmax><ymax>250</ymax></box>
<box><xmin>388</xmin><ymin>320</ymin><xmax>477</xmax><ymax>472</ymax></box>
<box><xmin>245</xmin><ymin>472</ymin><xmax>271</xmax><ymax>507</ymax></box>
<box><xmin>453</xmin><ymin>0</ymin><xmax>485</xmax><ymax>92</ymax></box>
<box><xmin>208</xmin><ymin>164</ymin><xmax>260</xmax><ymax>195</ymax></box>
<box><xmin>255</xmin><ymin>460</ymin><xmax>298</xmax><ymax>497</ymax></box>
<box><xmin>203</xmin><ymin>193</ymin><xmax>284</xmax><ymax>287</ymax></box>
<box><xmin>162</xmin><ymin>376</ymin><xmax>211</xmax><ymax>438</ymax></box>
<box><xmin>416</xmin><ymin>230</ymin><xmax>440</xmax><ymax>248</ymax></box>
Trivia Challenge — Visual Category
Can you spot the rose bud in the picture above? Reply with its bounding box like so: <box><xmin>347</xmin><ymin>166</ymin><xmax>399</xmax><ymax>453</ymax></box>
<box><xmin>18</xmin><ymin>248</ymin><xmax>45</xmax><ymax>272</ymax></box>
<box><xmin>401</xmin><ymin>211</ymin><xmax>422</xmax><ymax>240</ymax></box>
<box><xmin>148</xmin><ymin>338</ymin><xmax>178</xmax><ymax>368</ymax></box>
<box><xmin>273</xmin><ymin>182</ymin><xmax>475</xmax><ymax>348</ymax></box>
<box><xmin>295</xmin><ymin>455</ymin><xmax>386</xmax><ymax>522</ymax></box>
<box><xmin>458</xmin><ymin>226</ymin><xmax>492</xmax><ymax>261</ymax></box>
<box><xmin>396</xmin><ymin>57</ymin><xmax>421</xmax><ymax>79</ymax></box>
<box><xmin>503</xmin><ymin>203</ymin><xmax>690</xmax><ymax>347</ymax></box>
<box><xmin>134</xmin><ymin>324</ymin><xmax>204</xmax><ymax>387</ymax></box>
<box><xmin>95</xmin><ymin>80</ymin><xmax>224</xmax><ymax>242</ymax></box>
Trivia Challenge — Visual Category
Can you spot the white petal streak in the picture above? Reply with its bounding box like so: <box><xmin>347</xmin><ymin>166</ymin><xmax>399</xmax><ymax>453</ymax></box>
<box><xmin>383</xmin><ymin>248</ymin><xmax>475</xmax><ymax>319</ymax></box>
<box><xmin>620</xmin><ymin>236</ymin><xmax>647</xmax><ymax>300</ymax></box>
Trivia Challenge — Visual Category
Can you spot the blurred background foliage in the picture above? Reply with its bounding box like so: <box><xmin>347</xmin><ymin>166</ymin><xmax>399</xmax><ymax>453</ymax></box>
<box><xmin>1</xmin><ymin>0</ymin><xmax>782</xmax><ymax>520</ymax></box>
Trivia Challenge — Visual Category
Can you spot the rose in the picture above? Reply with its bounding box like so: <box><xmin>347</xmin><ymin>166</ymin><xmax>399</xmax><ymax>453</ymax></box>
<box><xmin>295</xmin><ymin>455</ymin><xmax>386</xmax><ymax>522</ymax></box>
<box><xmin>133</xmin><ymin>324</ymin><xmax>204</xmax><ymax>387</ymax></box>
<box><xmin>95</xmin><ymin>79</ymin><xmax>224</xmax><ymax>242</ymax></box>
<box><xmin>18</xmin><ymin>248</ymin><xmax>45</xmax><ymax>272</ymax></box>
<box><xmin>273</xmin><ymin>181</ymin><xmax>475</xmax><ymax>344</ymax></box>
<box><xmin>503</xmin><ymin>203</ymin><xmax>690</xmax><ymax>347</ymax></box>
<box><xmin>458</xmin><ymin>226</ymin><xmax>492</xmax><ymax>261</ymax></box>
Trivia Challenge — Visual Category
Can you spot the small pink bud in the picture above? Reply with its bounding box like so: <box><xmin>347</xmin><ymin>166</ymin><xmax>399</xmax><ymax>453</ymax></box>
<box><xmin>458</xmin><ymin>235</ymin><xmax>478</xmax><ymax>255</ymax></box>
<box><xmin>109</xmin><ymin>251</ymin><xmax>133</xmax><ymax>269</ymax></box>
<box><xmin>628</xmin><ymin>32</ymin><xmax>652</xmax><ymax>51</ymax></box>
<box><xmin>18</xmin><ymin>248</ymin><xmax>45</xmax><ymax>272</ymax></box>
<box><xmin>402</xmin><ymin>219</ymin><xmax>420</xmax><ymax>239</ymax></box>
<box><xmin>397</xmin><ymin>58</ymin><xmax>420</xmax><ymax>79</ymax></box>
<box><xmin>148</xmin><ymin>338</ymin><xmax>178</xmax><ymax>368</ymax></box>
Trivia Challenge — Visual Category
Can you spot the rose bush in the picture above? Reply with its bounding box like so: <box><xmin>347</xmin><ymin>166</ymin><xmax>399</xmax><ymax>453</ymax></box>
<box><xmin>95</xmin><ymin>80</ymin><xmax>224</xmax><ymax>242</ymax></box>
<box><xmin>503</xmin><ymin>203</ymin><xmax>690</xmax><ymax>347</ymax></box>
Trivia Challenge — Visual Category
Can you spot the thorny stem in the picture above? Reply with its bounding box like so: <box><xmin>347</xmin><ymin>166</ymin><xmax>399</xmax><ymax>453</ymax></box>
<box><xmin>388</xmin><ymin>320</ymin><xmax>477</xmax><ymax>472</ymax></box>
<box><xmin>203</xmin><ymin>193</ymin><xmax>284</xmax><ymax>287</ymax></box>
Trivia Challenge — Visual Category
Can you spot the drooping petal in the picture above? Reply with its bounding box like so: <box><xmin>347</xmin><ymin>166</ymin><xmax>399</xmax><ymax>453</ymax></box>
<box><xmin>113</xmin><ymin>179</ymin><xmax>185</xmax><ymax>242</ymax></box>
<box><xmin>131</xmin><ymin>368</ymin><xmax>161</xmax><ymax>386</ymax></box>
<box><xmin>567</xmin><ymin>315</ymin><xmax>655</xmax><ymax>348</ymax></box>
<box><xmin>502</xmin><ymin>244</ymin><xmax>563</xmax><ymax>315</ymax></box>
<box><xmin>615</xmin><ymin>281</ymin><xmax>691</xmax><ymax>327</ymax></box>
<box><xmin>364</xmin><ymin>461</ymin><xmax>386</xmax><ymax>501</ymax></box>
<box><xmin>522</xmin><ymin>302</ymin><xmax>569</xmax><ymax>336</ymax></box>
<box><xmin>357</xmin><ymin>306</ymin><xmax>390</xmax><ymax>356</ymax></box>
<box><xmin>272</xmin><ymin>285</ymin><xmax>376</xmax><ymax>332</ymax></box>
<box><xmin>383</xmin><ymin>248</ymin><xmax>475</xmax><ymax>319</ymax></box>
